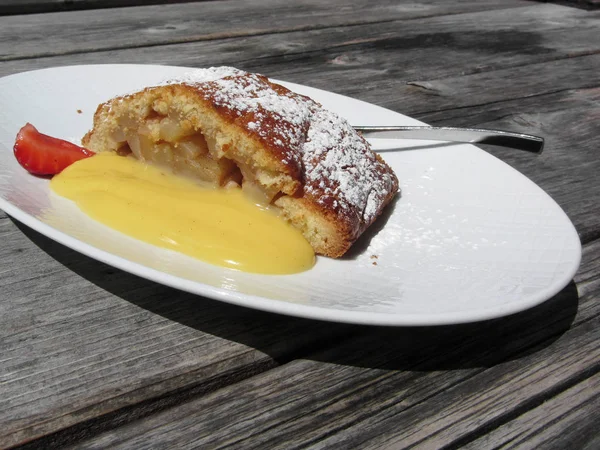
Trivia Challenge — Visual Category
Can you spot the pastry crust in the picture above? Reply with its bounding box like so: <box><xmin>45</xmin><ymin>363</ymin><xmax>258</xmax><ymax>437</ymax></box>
<box><xmin>83</xmin><ymin>67</ymin><xmax>399</xmax><ymax>257</ymax></box>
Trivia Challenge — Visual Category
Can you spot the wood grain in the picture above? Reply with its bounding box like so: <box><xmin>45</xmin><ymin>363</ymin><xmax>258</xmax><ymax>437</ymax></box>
<box><xmin>0</xmin><ymin>1</ymin><xmax>207</xmax><ymax>16</ymax></box>
<box><xmin>67</xmin><ymin>237</ymin><xmax>600</xmax><ymax>449</ymax></box>
<box><xmin>0</xmin><ymin>220</ymin><xmax>358</xmax><ymax>448</ymax></box>
<box><xmin>2</xmin><ymin>3</ymin><xmax>598</xmax><ymax>73</ymax></box>
<box><xmin>0</xmin><ymin>0</ymin><xmax>528</xmax><ymax>60</ymax></box>
<box><xmin>1</xmin><ymin>0</ymin><xmax>599</xmax><ymax>448</ymax></box>
<box><xmin>537</xmin><ymin>0</ymin><xmax>600</xmax><ymax>10</ymax></box>
<box><xmin>461</xmin><ymin>372</ymin><xmax>600</xmax><ymax>449</ymax></box>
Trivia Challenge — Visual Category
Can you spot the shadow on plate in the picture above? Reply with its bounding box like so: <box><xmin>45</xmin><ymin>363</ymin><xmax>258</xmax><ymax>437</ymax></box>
<box><xmin>16</xmin><ymin>218</ymin><xmax>579</xmax><ymax>374</ymax></box>
<box><xmin>341</xmin><ymin>194</ymin><xmax>400</xmax><ymax>260</ymax></box>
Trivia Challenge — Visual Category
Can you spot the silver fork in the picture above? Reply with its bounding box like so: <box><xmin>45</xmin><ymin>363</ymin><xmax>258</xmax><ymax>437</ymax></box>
<box><xmin>354</xmin><ymin>126</ymin><xmax>544</xmax><ymax>154</ymax></box>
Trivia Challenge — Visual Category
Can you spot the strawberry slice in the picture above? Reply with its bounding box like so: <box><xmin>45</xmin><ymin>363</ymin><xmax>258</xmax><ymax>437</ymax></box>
<box><xmin>13</xmin><ymin>123</ymin><xmax>94</xmax><ymax>175</ymax></box>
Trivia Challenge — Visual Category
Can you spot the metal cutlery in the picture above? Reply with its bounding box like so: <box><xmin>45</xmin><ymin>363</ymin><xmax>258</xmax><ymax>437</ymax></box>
<box><xmin>354</xmin><ymin>126</ymin><xmax>544</xmax><ymax>154</ymax></box>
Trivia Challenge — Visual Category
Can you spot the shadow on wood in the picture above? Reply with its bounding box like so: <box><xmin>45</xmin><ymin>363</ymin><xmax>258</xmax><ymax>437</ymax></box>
<box><xmin>530</xmin><ymin>1</ymin><xmax>600</xmax><ymax>11</ymax></box>
<box><xmin>9</xmin><ymin>215</ymin><xmax>580</xmax><ymax>450</ymax></box>
<box><xmin>15</xmin><ymin>219</ymin><xmax>579</xmax><ymax>373</ymax></box>
<box><xmin>0</xmin><ymin>1</ymin><xmax>214</xmax><ymax>16</ymax></box>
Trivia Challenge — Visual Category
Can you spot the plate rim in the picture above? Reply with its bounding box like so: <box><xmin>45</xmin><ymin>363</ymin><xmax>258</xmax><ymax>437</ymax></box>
<box><xmin>0</xmin><ymin>64</ymin><xmax>583</xmax><ymax>326</ymax></box>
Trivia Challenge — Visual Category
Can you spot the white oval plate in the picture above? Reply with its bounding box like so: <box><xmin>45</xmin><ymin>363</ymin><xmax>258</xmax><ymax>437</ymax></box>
<box><xmin>0</xmin><ymin>65</ymin><xmax>581</xmax><ymax>326</ymax></box>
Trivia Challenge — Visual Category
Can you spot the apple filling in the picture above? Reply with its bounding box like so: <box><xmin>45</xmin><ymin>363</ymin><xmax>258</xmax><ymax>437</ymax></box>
<box><xmin>110</xmin><ymin>110</ymin><xmax>280</xmax><ymax>207</ymax></box>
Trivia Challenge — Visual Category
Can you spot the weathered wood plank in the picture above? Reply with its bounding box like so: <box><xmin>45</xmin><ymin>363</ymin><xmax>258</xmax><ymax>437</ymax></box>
<box><xmin>461</xmin><ymin>371</ymin><xmax>600</xmax><ymax>449</ymax></box>
<box><xmin>340</xmin><ymin>324</ymin><xmax>599</xmax><ymax>450</ymax></box>
<box><xmin>64</xmin><ymin>237</ymin><xmax>600</xmax><ymax>448</ymax></box>
<box><xmin>8</xmin><ymin>220</ymin><xmax>600</xmax><ymax>448</ymax></box>
<box><xmin>0</xmin><ymin>1</ymin><xmax>207</xmax><ymax>16</ymax></box>
<box><xmin>2</xmin><ymin>3</ymin><xmax>598</xmax><ymax>114</ymax></box>
<box><xmin>0</xmin><ymin>0</ymin><xmax>530</xmax><ymax>60</ymax></box>
<box><xmin>2</xmin><ymin>2</ymin><xmax>598</xmax><ymax>76</ymax></box>
<box><xmin>3</xmin><ymin>197</ymin><xmax>596</xmax><ymax>449</ymax></box>
<box><xmin>539</xmin><ymin>0</ymin><xmax>600</xmax><ymax>10</ymax></box>
<box><xmin>0</xmin><ymin>221</ymin><xmax>356</xmax><ymax>448</ymax></box>
<box><xmin>1</xmin><ymin>1</ymin><xmax>599</xmax><ymax>448</ymax></box>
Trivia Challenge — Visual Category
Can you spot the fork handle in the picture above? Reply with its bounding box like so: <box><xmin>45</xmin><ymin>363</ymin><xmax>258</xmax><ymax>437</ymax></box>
<box><xmin>354</xmin><ymin>126</ymin><xmax>544</xmax><ymax>154</ymax></box>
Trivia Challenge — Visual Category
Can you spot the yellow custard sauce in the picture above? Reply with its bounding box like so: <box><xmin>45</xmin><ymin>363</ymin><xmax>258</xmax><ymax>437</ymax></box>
<box><xmin>50</xmin><ymin>153</ymin><xmax>315</xmax><ymax>274</ymax></box>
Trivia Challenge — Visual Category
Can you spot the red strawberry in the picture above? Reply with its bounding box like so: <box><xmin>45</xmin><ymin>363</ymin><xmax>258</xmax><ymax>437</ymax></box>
<box><xmin>13</xmin><ymin>123</ymin><xmax>94</xmax><ymax>175</ymax></box>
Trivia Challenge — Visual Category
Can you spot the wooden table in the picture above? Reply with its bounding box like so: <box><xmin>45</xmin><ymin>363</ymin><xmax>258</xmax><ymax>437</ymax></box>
<box><xmin>1</xmin><ymin>1</ymin><xmax>599</xmax><ymax>448</ymax></box>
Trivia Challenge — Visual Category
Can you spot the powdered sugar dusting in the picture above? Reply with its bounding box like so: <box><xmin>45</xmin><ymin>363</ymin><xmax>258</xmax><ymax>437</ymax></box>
<box><xmin>162</xmin><ymin>66</ymin><xmax>245</xmax><ymax>84</ymax></box>
<box><xmin>303</xmin><ymin>107</ymin><xmax>398</xmax><ymax>226</ymax></box>
<box><xmin>163</xmin><ymin>67</ymin><xmax>309</xmax><ymax>130</ymax></box>
<box><xmin>161</xmin><ymin>67</ymin><xmax>398</xmax><ymax>230</ymax></box>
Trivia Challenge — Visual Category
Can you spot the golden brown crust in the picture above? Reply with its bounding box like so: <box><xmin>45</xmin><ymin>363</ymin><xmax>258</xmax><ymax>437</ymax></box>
<box><xmin>83</xmin><ymin>67</ymin><xmax>399</xmax><ymax>257</ymax></box>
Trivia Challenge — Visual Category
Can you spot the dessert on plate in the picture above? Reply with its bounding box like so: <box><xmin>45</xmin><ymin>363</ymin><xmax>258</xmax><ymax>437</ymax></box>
<box><xmin>83</xmin><ymin>66</ymin><xmax>399</xmax><ymax>257</ymax></box>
